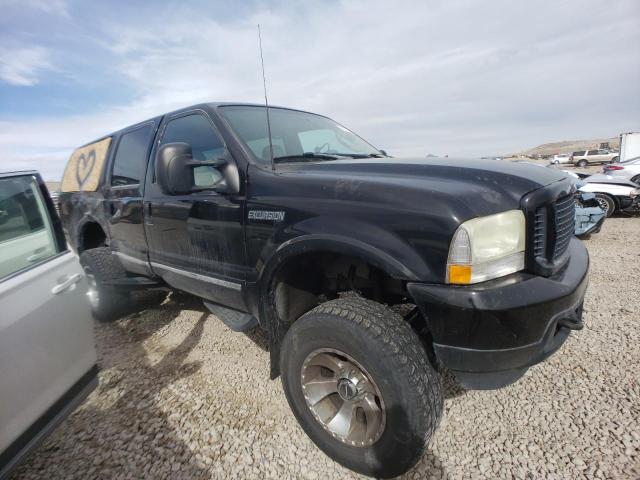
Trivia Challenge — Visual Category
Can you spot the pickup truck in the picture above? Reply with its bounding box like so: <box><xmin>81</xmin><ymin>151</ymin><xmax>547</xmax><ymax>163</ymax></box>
<box><xmin>59</xmin><ymin>103</ymin><xmax>589</xmax><ymax>478</ymax></box>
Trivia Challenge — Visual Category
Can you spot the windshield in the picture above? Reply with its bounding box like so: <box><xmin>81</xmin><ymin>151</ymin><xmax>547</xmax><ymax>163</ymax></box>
<box><xmin>220</xmin><ymin>106</ymin><xmax>381</xmax><ymax>164</ymax></box>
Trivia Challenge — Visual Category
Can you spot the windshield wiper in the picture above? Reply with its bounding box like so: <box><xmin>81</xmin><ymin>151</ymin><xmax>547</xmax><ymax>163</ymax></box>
<box><xmin>272</xmin><ymin>152</ymin><xmax>387</xmax><ymax>163</ymax></box>
<box><xmin>273</xmin><ymin>152</ymin><xmax>340</xmax><ymax>163</ymax></box>
<box><xmin>329</xmin><ymin>152</ymin><xmax>387</xmax><ymax>159</ymax></box>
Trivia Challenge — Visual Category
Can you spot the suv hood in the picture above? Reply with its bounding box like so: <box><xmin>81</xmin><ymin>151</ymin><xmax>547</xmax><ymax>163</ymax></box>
<box><xmin>278</xmin><ymin>157</ymin><xmax>568</xmax><ymax>218</ymax></box>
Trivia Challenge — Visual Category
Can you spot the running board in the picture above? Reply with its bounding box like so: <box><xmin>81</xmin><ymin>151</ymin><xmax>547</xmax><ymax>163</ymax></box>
<box><xmin>203</xmin><ymin>301</ymin><xmax>259</xmax><ymax>332</ymax></box>
<box><xmin>102</xmin><ymin>277</ymin><xmax>163</xmax><ymax>289</ymax></box>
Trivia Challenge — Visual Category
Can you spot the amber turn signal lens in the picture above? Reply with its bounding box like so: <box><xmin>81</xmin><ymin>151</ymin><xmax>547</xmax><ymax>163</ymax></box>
<box><xmin>448</xmin><ymin>265</ymin><xmax>472</xmax><ymax>284</ymax></box>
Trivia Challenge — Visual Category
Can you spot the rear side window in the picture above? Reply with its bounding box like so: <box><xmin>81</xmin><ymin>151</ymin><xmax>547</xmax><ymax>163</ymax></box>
<box><xmin>587</xmin><ymin>150</ymin><xmax>599</xmax><ymax>156</ymax></box>
<box><xmin>111</xmin><ymin>124</ymin><xmax>154</xmax><ymax>187</ymax></box>
<box><xmin>0</xmin><ymin>176</ymin><xmax>60</xmax><ymax>280</ymax></box>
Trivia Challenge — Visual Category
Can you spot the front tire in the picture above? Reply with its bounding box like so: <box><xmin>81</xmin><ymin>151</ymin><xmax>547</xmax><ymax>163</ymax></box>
<box><xmin>577</xmin><ymin>159</ymin><xmax>588</xmax><ymax>167</ymax></box>
<box><xmin>80</xmin><ymin>247</ymin><xmax>130</xmax><ymax>322</ymax></box>
<box><xmin>594</xmin><ymin>193</ymin><xmax>616</xmax><ymax>217</ymax></box>
<box><xmin>280</xmin><ymin>296</ymin><xmax>443</xmax><ymax>478</ymax></box>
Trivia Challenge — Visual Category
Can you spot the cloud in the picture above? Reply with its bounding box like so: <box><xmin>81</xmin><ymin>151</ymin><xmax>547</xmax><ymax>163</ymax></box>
<box><xmin>0</xmin><ymin>0</ymin><xmax>69</xmax><ymax>17</ymax></box>
<box><xmin>0</xmin><ymin>0</ymin><xmax>639</xmax><ymax>179</ymax></box>
<box><xmin>0</xmin><ymin>46</ymin><xmax>54</xmax><ymax>86</ymax></box>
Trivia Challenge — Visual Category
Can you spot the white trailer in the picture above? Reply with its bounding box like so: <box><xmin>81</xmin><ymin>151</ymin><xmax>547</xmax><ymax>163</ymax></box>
<box><xmin>619</xmin><ymin>132</ymin><xmax>640</xmax><ymax>162</ymax></box>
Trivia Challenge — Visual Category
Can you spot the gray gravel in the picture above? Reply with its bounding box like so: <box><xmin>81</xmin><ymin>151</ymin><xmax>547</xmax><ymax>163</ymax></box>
<box><xmin>11</xmin><ymin>217</ymin><xmax>640</xmax><ymax>479</ymax></box>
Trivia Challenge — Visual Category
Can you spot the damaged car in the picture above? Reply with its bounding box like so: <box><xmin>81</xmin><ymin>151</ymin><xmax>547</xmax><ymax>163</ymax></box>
<box><xmin>516</xmin><ymin>162</ymin><xmax>606</xmax><ymax>237</ymax></box>
<box><xmin>579</xmin><ymin>174</ymin><xmax>640</xmax><ymax>217</ymax></box>
<box><xmin>573</xmin><ymin>188</ymin><xmax>606</xmax><ymax>237</ymax></box>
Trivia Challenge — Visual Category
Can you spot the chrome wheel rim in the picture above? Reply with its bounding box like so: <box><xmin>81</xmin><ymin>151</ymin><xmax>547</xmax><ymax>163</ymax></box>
<box><xmin>596</xmin><ymin>197</ymin><xmax>611</xmax><ymax>215</ymax></box>
<box><xmin>301</xmin><ymin>348</ymin><xmax>386</xmax><ymax>447</ymax></box>
<box><xmin>85</xmin><ymin>270</ymin><xmax>100</xmax><ymax>308</ymax></box>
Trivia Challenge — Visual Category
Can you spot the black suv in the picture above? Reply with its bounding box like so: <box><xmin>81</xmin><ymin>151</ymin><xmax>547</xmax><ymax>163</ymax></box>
<box><xmin>59</xmin><ymin>103</ymin><xmax>589</xmax><ymax>478</ymax></box>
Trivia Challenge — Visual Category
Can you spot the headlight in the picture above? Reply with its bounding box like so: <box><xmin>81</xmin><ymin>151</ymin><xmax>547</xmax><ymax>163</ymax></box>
<box><xmin>630</xmin><ymin>188</ymin><xmax>640</xmax><ymax>198</ymax></box>
<box><xmin>447</xmin><ymin>210</ymin><xmax>526</xmax><ymax>284</ymax></box>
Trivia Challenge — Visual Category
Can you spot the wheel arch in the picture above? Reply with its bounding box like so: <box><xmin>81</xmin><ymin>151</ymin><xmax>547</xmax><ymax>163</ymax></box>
<box><xmin>257</xmin><ymin>235</ymin><xmax>430</xmax><ymax>379</ymax></box>
<box><xmin>75</xmin><ymin>216</ymin><xmax>110</xmax><ymax>252</ymax></box>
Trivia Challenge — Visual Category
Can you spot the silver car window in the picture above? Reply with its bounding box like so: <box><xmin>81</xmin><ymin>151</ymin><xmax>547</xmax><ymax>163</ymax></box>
<box><xmin>0</xmin><ymin>176</ymin><xmax>59</xmax><ymax>280</ymax></box>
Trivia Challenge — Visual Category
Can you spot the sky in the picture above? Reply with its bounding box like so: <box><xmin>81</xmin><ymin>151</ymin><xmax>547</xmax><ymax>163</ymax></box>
<box><xmin>0</xmin><ymin>0</ymin><xmax>639</xmax><ymax>180</ymax></box>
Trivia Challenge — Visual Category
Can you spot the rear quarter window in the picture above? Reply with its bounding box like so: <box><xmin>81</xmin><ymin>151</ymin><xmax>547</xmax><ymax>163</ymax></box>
<box><xmin>111</xmin><ymin>124</ymin><xmax>155</xmax><ymax>187</ymax></box>
<box><xmin>61</xmin><ymin>137</ymin><xmax>112</xmax><ymax>192</ymax></box>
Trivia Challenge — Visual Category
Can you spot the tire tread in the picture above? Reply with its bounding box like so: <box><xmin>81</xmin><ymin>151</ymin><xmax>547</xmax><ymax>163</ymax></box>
<box><xmin>299</xmin><ymin>295</ymin><xmax>443</xmax><ymax>465</ymax></box>
<box><xmin>79</xmin><ymin>247</ymin><xmax>126</xmax><ymax>282</ymax></box>
<box><xmin>79</xmin><ymin>247</ymin><xmax>129</xmax><ymax>322</ymax></box>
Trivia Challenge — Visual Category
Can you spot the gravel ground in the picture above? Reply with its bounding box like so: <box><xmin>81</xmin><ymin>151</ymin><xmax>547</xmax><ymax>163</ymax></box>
<box><xmin>11</xmin><ymin>217</ymin><xmax>640</xmax><ymax>480</ymax></box>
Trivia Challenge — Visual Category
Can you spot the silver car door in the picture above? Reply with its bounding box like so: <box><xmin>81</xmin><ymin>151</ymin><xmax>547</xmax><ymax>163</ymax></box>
<box><xmin>593</xmin><ymin>150</ymin><xmax>606</xmax><ymax>164</ymax></box>
<box><xmin>0</xmin><ymin>173</ymin><xmax>97</xmax><ymax>478</ymax></box>
<box><xmin>585</xmin><ymin>150</ymin><xmax>598</xmax><ymax>164</ymax></box>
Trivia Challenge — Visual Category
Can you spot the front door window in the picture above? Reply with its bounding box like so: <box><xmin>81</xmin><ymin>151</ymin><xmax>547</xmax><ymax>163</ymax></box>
<box><xmin>0</xmin><ymin>176</ymin><xmax>59</xmax><ymax>279</ymax></box>
<box><xmin>160</xmin><ymin>114</ymin><xmax>226</xmax><ymax>189</ymax></box>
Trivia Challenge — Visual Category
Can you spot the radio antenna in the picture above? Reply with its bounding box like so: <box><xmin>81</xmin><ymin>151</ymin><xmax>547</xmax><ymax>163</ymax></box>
<box><xmin>258</xmin><ymin>24</ymin><xmax>275</xmax><ymax>171</ymax></box>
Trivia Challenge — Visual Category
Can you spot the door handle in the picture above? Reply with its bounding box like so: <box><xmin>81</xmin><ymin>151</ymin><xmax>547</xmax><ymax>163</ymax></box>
<box><xmin>51</xmin><ymin>273</ymin><xmax>82</xmax><ymax>295</ymax></box>
<box><xmin>109</xmin><ymin>200</ymin><xmax>123</xmax><ymax>223</ymax></box>
<box><xmin>144</xmin><ymin>201</ymin><xmax>153</xmax><ymax>226</ymax></box>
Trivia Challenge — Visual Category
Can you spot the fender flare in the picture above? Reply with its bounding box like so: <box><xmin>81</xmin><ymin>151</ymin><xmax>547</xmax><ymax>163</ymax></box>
<box><xmin>260</xmin><ymin>234</ymin><xmax>422</xmax><ymax>289</ymax></box>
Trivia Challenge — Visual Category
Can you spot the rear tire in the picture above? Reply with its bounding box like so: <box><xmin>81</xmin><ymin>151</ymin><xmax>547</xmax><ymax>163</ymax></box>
<box><xmin>280</xmin><ymin>296</ymin><xmax>443</xmax><ymax>478</ymax></box>
<box><xmin>577</xmin><ymin>159</ymin><xmax>588</xmax><ymax>167</ymax></box>
<box><xmin>80</xmin><ymin>247</ymin><xmax>130</xmax><ymax>322</ymax></box>
<box><xmin>594</xmin><ymin>193</ymin><xmax>616</xmax><ymax>217</ymax></box>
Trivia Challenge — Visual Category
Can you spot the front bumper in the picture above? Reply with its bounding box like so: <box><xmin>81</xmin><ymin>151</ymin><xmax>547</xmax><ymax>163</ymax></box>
<box><xmin>408</xmin><ymin>238</ymin><xmax>589</xmax><ymax>390</ymax></box>
<box><xmin>575</xmin><ymin>206</ymin><xmax>606</xmax><ymax>236</ymax></box>
<box><xmin>620</xmin><ymin>195</ymin><xmax>640</xmax><ymax>213</ymax></box>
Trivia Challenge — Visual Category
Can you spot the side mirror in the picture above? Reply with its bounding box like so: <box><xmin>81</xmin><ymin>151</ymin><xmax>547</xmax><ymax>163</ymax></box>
<box><xmin>156</xmin><ymin>143</ymin><xmax>227</xmax><ymax>195</ymax></box>
<box><xmin>379</xmin><ymin>149</ymin><xmax>388</xmax><ymax>157</ymax></box>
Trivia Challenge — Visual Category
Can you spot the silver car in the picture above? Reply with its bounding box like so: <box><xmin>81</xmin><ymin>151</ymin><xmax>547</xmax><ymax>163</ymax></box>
<box><xmin>549</xmin><ymin>153</ymin><xmax>572</xmax><ymax>165</ymax></box>
<box><xmin>0</xmin><ymin>171</ymin><xmax>97</xmax><ymax>479</ymax></box>
<box><xmin>602</xmin><ymin>156</ymin><xmax>640</xmax><ymax>184</ymax></box>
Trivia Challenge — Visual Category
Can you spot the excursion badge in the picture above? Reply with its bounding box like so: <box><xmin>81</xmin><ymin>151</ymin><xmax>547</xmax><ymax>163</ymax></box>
<box><xmin>248</xmin><ymin>210</ymin><xmax>286</xmax><ymax>221</ymax></box>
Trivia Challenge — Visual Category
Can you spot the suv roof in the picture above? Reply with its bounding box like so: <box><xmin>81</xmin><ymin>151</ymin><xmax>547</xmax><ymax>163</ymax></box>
<box><xmin>0</xmin><ymin>170</ymin><xmax>39</xmax><ymax>179</ymax></box>
<box><xmin>77</xmin><ymin>102</ymin><xmax>309</xmax><ymax>150</ymax></box>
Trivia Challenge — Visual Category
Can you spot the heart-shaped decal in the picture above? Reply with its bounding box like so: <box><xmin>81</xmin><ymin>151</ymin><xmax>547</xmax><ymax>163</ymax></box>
<box><xmin>76</xmin><ymin>150</ymin><xmax>96</xmax><ymax>189</ymax></box>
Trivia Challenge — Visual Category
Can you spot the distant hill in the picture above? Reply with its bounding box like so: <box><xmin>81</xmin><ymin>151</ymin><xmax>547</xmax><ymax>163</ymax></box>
<box><xmin>513</xmin><ymin>136</ymin><xmax>619</xmax><ymax>157</ymax></box>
